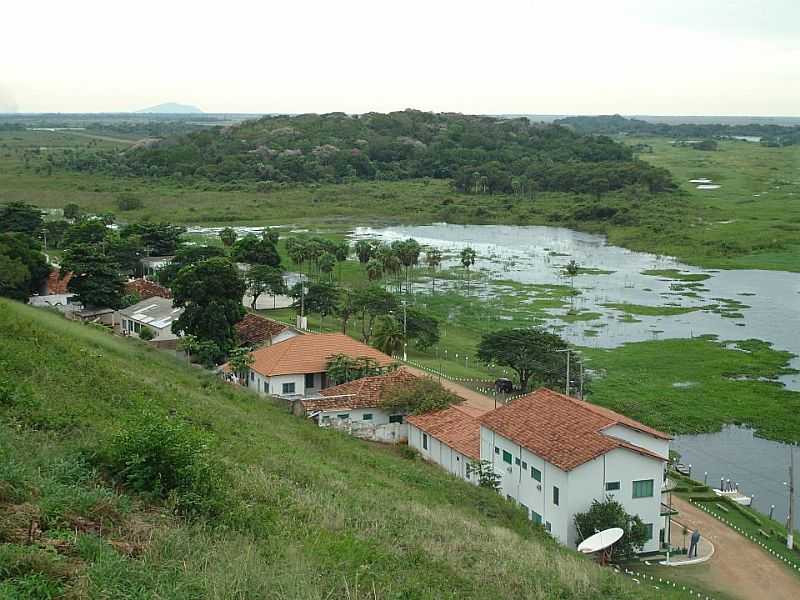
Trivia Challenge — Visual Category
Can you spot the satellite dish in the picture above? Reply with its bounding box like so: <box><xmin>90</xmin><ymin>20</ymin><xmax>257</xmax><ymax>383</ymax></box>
<box><xmin>578</xmin><ymin>527</ymin><xmax>624</xmax><ymax>554</ymax></box>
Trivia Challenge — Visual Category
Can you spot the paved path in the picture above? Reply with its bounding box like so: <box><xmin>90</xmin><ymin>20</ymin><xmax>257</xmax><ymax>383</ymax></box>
<box><xmin>671</xmin><ymin>496</ymin><xmax>800</xmax><ymax>600</ymax></box>
<box><xmin>403</xmin><ymin>366</ymin><xmax>499</xmax><ymax>413</ymax></box>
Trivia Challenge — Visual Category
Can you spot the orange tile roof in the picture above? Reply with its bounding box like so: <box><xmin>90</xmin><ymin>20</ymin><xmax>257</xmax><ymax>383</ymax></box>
<box><xmin>479</xmin><ymin>388</ymin><xmax>669</xmax><ymax>471</ymax></box>
<box><xmin>249</xmin><ymin>333</ymin><xmax>395</xmax><ymax>377</ymax></box>
<box><xmin>301</xmin><ymin>367</ymin><xmax>420</xmax><ymax>411</ymax></box>
<box><xmin>407</xmin><ymin>403</ymin><xmax>489</xmax><ymax>460</ymax></box>
<box><xmin>235</xmin><ymin>313</ymin><xmax>293</xmax><ymax>347</ymax></box>
<box><xmin>47</xmin><ymin>269</ymin><xmax>72</xmax><ymax>294</ymax></box>
<box><xmin>124</xmin><ymin>278</ymin><xmax>172</xmax><ymax>300</ymax></box>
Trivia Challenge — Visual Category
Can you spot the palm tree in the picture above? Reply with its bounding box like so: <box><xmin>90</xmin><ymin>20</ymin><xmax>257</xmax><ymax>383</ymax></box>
<box><xmin>460</xmin><ymin>246</ymin><xmax>477</xmax><ymax>296</ymax></box>
<box><xmin>564</xmin><ymin>260</ymin><xmax>580</xmax><ymax>287</ymax></box>
<box><xmin>425</xmin><ymin>247</ymin><xmax>443</xmax><ymax>293</ymax></box>
<box><xmin>366</xmin><ymin>259</ymin><xmax>383</xmax><ymax>282</ymax></box>
<box><xmin>372</xmin><ymin>316</ymin><xmax>405</xmax><ymax>356</ymax></box>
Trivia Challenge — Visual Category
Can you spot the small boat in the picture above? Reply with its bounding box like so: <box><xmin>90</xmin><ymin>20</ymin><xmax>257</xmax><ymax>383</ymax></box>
<box><xmin>714</xmin><ymin>479</ymin><xmax>752</xmax><ymax>506</ymax></box>
<box><xmin>674</xmin><ymin>463</ymin><xmax>691</xmax><ymax>476</ymax></box>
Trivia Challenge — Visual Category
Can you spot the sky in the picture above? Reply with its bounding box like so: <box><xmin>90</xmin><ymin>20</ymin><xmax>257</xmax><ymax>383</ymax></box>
<box><xmin>2</xmin><ymin>0</ymin><xmax>799</xmax><ymax>115</ymax></box>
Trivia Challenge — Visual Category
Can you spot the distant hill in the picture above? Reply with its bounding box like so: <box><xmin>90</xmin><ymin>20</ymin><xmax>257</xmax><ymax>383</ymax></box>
<box><xmin>136</xmin><ymin>102</ymin><xmax>203</xmax><ymax>114</ymax></box>
<box><xmin>68</xmin><ymin>110</ymin><xmax>675</xmax><ymax>194</ymax></box>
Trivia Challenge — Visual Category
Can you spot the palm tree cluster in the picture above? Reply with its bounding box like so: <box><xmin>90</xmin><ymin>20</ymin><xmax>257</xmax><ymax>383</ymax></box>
<box><xmin>354</xmin><ymin>238</ymin><xmax>447</xmax><ymax>295</ymax></box>
<box><xmin>286</xmin><ymin>236</ymin><xmax>350</xmax><ymax>283</ymax></box>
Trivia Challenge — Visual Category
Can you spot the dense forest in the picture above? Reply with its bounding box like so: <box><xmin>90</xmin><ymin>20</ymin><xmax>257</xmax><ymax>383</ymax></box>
<box><xmin>555</xmin><ymin>114</ymin><xmax>800</xmax><ymax>147</ymax></box>
<box><xmin>58</xmin><ymin>110</ymin><xmax>676</xmax><ymax>195</ymax></box>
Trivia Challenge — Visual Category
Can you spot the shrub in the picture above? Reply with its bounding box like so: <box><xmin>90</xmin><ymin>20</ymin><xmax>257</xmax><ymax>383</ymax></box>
<box><xmin>138</xmin><ymin>327</ymin><xmax>155</xmax><ymax>342</ymax></box>
<box><xmin>99</xmin><ymin>410</ymin><xmax>224</xmax><ymax>516</ymax></box>
<box><xmin>115</xmin><ymin>194</ymin><xmax>143</xmax><ymax>211</ymax></box>
<box><xmin>574</xmin><ymin>497</ymin><xmax>650</xmax><ymax>561</ymax></box>
<box><xmin>381</xmin><ymin>378</ymin><xmax>459</xmax><ymax>415</ymax></box>
<box><xmin>397</xmin><ymin>445</ymin><xmax>418</xmax><ymax>461</ymax></box>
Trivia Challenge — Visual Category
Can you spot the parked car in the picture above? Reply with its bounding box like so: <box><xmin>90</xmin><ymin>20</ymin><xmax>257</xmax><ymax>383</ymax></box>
<box><xmin>494</xmin><ymin>378</ymin><xmax>514</xmax><ymax>394</ymax></box>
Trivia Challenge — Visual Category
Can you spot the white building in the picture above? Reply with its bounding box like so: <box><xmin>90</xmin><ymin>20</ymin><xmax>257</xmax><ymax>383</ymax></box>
<box><xmin>295</xmin><ymin>368</ymin><xmax>419</xmax><ymax>443</ymax></box>
<box><xmin>407</xmin><ymin>403</ymin><xmax>489</xmax><ymax>483</ymax></box>
<box><xmin>411</xmin><ymin>387</ymin><xmax>671</xmax><ymax>554</ymax></box>
<box><xmin>243</xmin><ymin>332</ymin><xmax>395</xmax><ymax>398</ymax></box>
<box><xmin>117</xmin><ymin>296</ymin><xmax>183</xmax><ymax>343</ymax></box>
<box><xmin>480</xmin><ymin>388</ymin><xmax>671</xmax><ymax>553</ymax></box>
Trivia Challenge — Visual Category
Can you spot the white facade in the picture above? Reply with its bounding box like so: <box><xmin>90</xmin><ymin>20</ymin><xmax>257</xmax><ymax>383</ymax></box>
<box><xmin>480</xmin><ymin>425</ymin><xmax>667</xmax><ymax>553</ymax></box>
<box><xmin>120</xmin><ymin>316</ymin><xmax>179</xmax><ymax>341</ymax></box>
<box><xmin>247</xmin><ymin>370</ymin><xmax>326</xmax><ymax>397</ymax></box>
<box><xmin>408</xmin><ymin>424</ymin><xmax>477</xmax><ymax>484</ymax></box>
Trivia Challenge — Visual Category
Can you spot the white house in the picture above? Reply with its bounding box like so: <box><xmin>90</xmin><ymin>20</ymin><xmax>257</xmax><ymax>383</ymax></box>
<box><xmin>243</xmin><ymin>332</ymin><xmax>395</xmax><ymax>398</ymax></box>
<box><xmin>295</xmin><ymin>368</ymin><xmax>419</xmax><ymax>443</ymax></box>
<box><xmin>407</xmin><ymin>403</ymin><xmax>489</xmax><ymax>483</ymax></box>
<box><xmin>117</xmin><ymin>296</ymin><xmax>183</xmax><ymax>343</ymax></box>
<box><xmin>479</xmin><ymin>388</ymin><xmax>671</xmax><ymax>553</ymax></box>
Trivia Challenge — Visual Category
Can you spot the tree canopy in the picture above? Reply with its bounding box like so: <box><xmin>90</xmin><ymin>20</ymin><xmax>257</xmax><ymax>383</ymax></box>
<box><xmin>0</xmin><ymin>233</ymin><xmax>49</xmax><ymax>301</ymax></box>
<box><xmin>380</xmin><ymin>378</ymin><xmax>460</xmax><ymax>415</ymax></box>
<box><xmin>0</xmin><ymin>202</ymin><xmax>43</xmax><ymax>236</ymax></box>
<box><xmin>574</xmin><ymin>497</ymin><xmax>651</xmax><ymax>562</ymax></box>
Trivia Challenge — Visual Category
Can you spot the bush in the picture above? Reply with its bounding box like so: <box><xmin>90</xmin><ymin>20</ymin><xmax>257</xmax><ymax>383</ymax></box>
<box><xmin>397</xmin><ymin>445</ymin><xmax>418</xmax><ymax>461</ymax></box>
<box><xmin>574</xmin><ymin>497</ymin><xmax>650</xmax><ymax>561</ymax></box>
<box><xmin>99</xmin><ymin>410</ymin><xmax>224</xmax><ymax>516</ymax></box>
<box><xmin>138</xmin><ymin>327</ymin><xmax>155</xmax><ymax>342</ymax></box>
<box><xmin>115</xmin><ymin>194</ymin><xmax>143</xmax><ymax>211</ymax></box>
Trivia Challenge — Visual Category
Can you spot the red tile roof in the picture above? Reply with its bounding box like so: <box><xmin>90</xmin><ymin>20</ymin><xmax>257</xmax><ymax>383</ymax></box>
<box><xmin>479</xmin><ymin>388</ymin><xmax>670</xmax><ymax>471</ymax></box>
<box><xmin>47</xmin><ymin>269</ymin><xmax>72</xmax><ymax>294</ymax></box>
<box><xmin>249</xmin><ymin>333</ymin><xmax>395</xmax><ymax>377</ymax></box>
<box><xmin>124</xmin><ymin>278</ymin><xmax>172</xmax><ymax>300</ymax></box>
<box><xmin>407</xmin><ymin>403</ymin><xmax>488</xmax><ymax>460</ymax></box>
<box><xmin>235</xmin><ymin>313</ymin><xmax>294</xmax><ymax>347</ymax></box>
<box><xmin>301</xmin><ymin>367</ymin><xmax>420</xmax><ymax>411</ymax></box>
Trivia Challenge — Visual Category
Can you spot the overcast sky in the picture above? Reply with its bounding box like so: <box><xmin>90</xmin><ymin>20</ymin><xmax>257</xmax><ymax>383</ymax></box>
<box><xmin>2</xmin><ymin>0</ymin><xmax>798</xmax><ymax>115</ymax></box>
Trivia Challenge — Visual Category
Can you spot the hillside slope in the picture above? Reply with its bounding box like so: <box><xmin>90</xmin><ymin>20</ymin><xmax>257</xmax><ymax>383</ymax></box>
<box><xmin>0</xmin><ymin>300</ymin><xmax>684</xmax><ymax>598</ymax></box>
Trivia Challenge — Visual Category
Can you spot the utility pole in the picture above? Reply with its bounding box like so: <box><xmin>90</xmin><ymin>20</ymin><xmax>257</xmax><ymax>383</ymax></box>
<box><xmin>579</xmin><ymin>361</ymin><xmax>584</xmax><ymax>399</ymax></box>
<box><xmin>402</xmin><ymin>299</ymin><xmax>407</xmax><ymax>362</ymax></box>
<box><xmin>789</xmin><ymin>445</ymin><xmax>795</xmax><ymax>550</ymax></box>
<box><xmin>556</xmin><ymin>348</ymin><xmax>571</xmax><ymax>396</ymax></box>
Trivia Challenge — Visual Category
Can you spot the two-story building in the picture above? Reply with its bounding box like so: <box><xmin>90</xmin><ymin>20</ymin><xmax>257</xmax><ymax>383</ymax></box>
<box><xmin>479</xmin><ymin>388</ymin><xmax>670</xmax><ymax>553</ymax></box>
<box><xmin>244</xmin><ymin>333</ymin><xmax>395</xmax><ymax>398</ymax></box>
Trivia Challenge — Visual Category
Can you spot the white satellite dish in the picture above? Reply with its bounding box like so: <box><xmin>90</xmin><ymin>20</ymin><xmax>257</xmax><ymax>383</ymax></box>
<box><xmin>578</xmin><ymin>527</ymin><xmax>624</xmax><ymax>559</ymax></box>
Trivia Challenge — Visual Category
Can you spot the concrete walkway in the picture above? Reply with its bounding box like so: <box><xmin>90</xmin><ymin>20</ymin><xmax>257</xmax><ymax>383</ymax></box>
<box><xmin>670</xmin><ymin>496</ymin><xmax>800</xmax><ymax>600</ymax></box>
<box><xmin>660</xmin><ymin>518</ymin><xmax>714</xmax><ymax>565</ymax></box>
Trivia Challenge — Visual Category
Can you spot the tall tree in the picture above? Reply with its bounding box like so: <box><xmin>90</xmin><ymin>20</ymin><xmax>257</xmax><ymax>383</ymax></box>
<box><xmin>291</xmin><ymin>280</ymin><xmax>338</xmax><ymax>329</ymax></box>
<box><xmin>460</xmin><ymin>246</ymin><xmax>477</xmax><ymax>295</ymax></box>
<box><xmin>231</xmin><ymin>234</ymin><xmax>280</xmax><ymax>267</ymax></box>
<box><xmin>405</xmin><ymin>307</ymin><xmax>440</xmax><ymax>350</ymax></box>
<box><xmin>61</xmin><ymin>243</ymin><xmax>126</xmax><ymax>309</ymax></box>
<box><xmin>0</xmin><ymin>202</ymin><xmax>43</xmax><ymax>235</ymax></box>
<box><xmin>318</xmin><ymin>252</ymin><xmax>336</xmax><ymax>282</ymax></box>
<box><xmin>0</xmin><ymin>233</ymin><xmax>50</xmax><ymax>299</ymax></box>
<box><xmin>425</xmin><ymin>247</ymin><xmax>443</xmax><ymax>293</ymax></box>
<box><xmin>574</xmin><ymin>498</ymin><xmax>650</xmax><ymax>562</ymax></box>
<box><xmin>354</xmin><ymin>239</ymin><xmax>373</xmax><ymax>264</ymax></box>
<box><xmin>121</xmin><ymin>222</ymin><xmax>185</xmax><ymax>256</ymax></box>
<box><xmin>62</xmin><ymin>203</ymin><xmax>81</xmax><ymax>222</ymax></box>
<box><xmin>353</xmin><ymin>285</ymin><xmax>398</xmax><ymax>344</ymax></box>
<box><xmin>171</xmin><ymin>257</ymin><xmax>246</xmax><ymax>355</ymax></box>
<box><xmin>372</xmin><ymin>316</ymin><xmax>405</xmax><ymax>356</ymax></box>
<box><xmin>219</xmin><ymin>227</ymin><xmax>238</xmax><ymax>247</ymax></box>
<box><xmin>157</xmin><ymin>245</ymin><xmax>225</xmax><ymax>287</ymax></box>
<box><xmin>476</xmin><ymin>327</ymin><xmax>569</xmax><ymax>392</ymax></box>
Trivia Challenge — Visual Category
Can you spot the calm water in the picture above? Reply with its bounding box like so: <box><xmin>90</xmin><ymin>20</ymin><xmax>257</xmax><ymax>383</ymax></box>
<box><xmin>353</xmin><ymin>224</ymin><xmax>800</xmax><ymax>390</ymax></box>
<box><xmin>673</xmin><ymin>426</ymin><xmax>798</xmax><ymax>524</ymax></box>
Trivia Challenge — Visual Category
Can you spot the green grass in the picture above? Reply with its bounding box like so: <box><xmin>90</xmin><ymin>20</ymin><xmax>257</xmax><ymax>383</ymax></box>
<box><xmin>585</xmin><ymin>337</ymin><xmax>800</xmax><ymax>442</ymax></box>
<box><xmin>600</xmin><ymin>303</ymin><xmax>704</xmax><ymax>317</ymax></box>
<box><xmin>641</xmin><ymin>269</ymin><xmax>711</xmax><ymax>282</ymax></box>
<box><xmin>0</xmin><ymin>299</ymin><xmax>692</xmax><ymax>599</ymax></box>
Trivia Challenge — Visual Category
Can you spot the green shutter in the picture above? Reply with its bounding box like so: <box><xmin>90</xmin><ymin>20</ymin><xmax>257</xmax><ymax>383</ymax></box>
<box><xmin>632</xmin><ymin>479</ymin><xmax>654</xmax><ymax>498</ymax></box>
<box><xmin>531</xmin><ymin>467</ymin><xmax>542</xmax><ymax>482</ymax></box>
<box><xmin>502</xmin><ymin>450</ymin><xmax>513</xmax><ymax>464</ymax></box>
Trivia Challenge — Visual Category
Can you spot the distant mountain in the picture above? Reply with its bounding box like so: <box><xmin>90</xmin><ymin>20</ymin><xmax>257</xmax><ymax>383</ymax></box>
<box><xmin>136</xmin><ymin>102</ymin><xmax>203</xmax><ymax>114</ymax></box>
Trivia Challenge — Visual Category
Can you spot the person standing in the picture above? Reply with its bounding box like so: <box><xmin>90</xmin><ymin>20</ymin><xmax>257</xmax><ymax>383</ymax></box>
<box><xmin>688</xmin><ymin>528</ymin><xmax>701</xmax><ymax>558</ymax></box>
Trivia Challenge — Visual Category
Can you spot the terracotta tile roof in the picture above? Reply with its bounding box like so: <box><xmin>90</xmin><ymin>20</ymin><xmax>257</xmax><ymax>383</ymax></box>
<box><xmin>407</xmin><ymin>403</ymin><xmax>488</xmax><ymax>460</ymax></box>
<box><xmin>301</xmin><ymin>367</ymin><xmax>420</xmax><ymax>411</ymax></box>
<box><xmin>235</xmin><ymin>313</ymin><xmax>294</xmax><ymax>347</ymax></box>
<box><xmin>124</xmin><ymin>278</ymin><xmax>172</xmax><ymax>300</ymax></box>
<box><xmin>249</xmin><ymin>333</ymin><xmax>395</xmax><ymax>377</ymax></box>
<box><xmin>47</xmin><ymin>269</ymin><xmax>72</xmax><ymax>294</ymax></box>
<box><xmin>479</xmin><ymin>388</ymin><xmax>670</xmax><ymax>472</ymax></box>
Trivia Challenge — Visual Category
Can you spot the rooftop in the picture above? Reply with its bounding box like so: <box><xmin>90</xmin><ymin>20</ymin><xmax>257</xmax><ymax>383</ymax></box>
<box><xmin>301</xmin><ymin>368</ymin><xmax>420</xmax><ymax>412</ymax></box>
<box><xmin>119</xmin><ymin>296</ymin><xmax>182</xmax><ymax>330</ymax></box>
<box><xmin>235</xmin><ymin>313</ymin><xmax>297</xmax><ymax>347</ymax></box>
<box><xmin>479</xmin><ymin>388</ymin><xmax>670</xmax><ymax>471</ymax></box>
<box><xmin>249</xmin><ymin>333</ymin><xmax>395</xmax><ymax>377</ymax></box>
<box><xmin>407</xmin><ymin>403</ymin><xmax>488</xmax><ymax>460</ymax></box>
<box><xmin>124</xmin><ymin>278</ymin><xmax>172</xmax><ymax>300</ymax></box>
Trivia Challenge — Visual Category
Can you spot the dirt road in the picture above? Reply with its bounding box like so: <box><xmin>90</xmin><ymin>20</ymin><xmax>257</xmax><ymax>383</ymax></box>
<box><xmin>403</xmin><ymin>366</ymin><xmax>500</xmax><ymax>412</ymax></box>
<box><xmin>671</xmin><ymin>496</ymin><xmax>800</xmax><ymax>600</ymax></box>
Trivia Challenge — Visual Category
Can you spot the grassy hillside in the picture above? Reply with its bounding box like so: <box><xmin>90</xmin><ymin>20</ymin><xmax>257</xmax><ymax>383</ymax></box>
<box><xmin>0</xmin><ymin>299</ymin><xmax>685</xmax><ymax>599</ymax></box>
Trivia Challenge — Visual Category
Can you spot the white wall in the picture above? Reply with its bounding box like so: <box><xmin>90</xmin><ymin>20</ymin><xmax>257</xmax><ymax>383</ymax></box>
<box><xmin>247</xmin><ymin>371</ymin><xmax>326</xmax><ymax>397</ymax></box>
<box><xmin>602</xmin><ymin>424</ymin><xmax>670</xmax><ymax>459</ymax></box>
<box><xmin>119</xmin><ymin>316</ymin><xmax>178</xmax><ymax>341</ymax></box>
<box><xmin>409</xmin><ymin>424</ymin><xmax>476</xmax><ymax>484</ymax></box>
<box><xmin>480</xmin><ymin>426</ymin><xmax>667</xmax><ymax>553</ymax></box>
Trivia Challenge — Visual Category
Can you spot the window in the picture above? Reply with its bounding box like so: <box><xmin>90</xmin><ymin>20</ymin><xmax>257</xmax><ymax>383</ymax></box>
<box><xmin>502</xmin><ymin>450</ymin><xmax>513</xmax><ymax>465</ymax></box>
<box><xmin>605</xmin><ymin>481</ymin><xmax>621</xmax><ymax>491</ymax></box>
<box><xmin>553</xmin><ymin>486</ymin><xmax>560</xmax><ymax>506</ymax></box>
<box><xmin>281</xmin><ymin>382</ymin><xmax>295</xmax><ymax>395</ymax></box>
<box><xmin>531</xmin><ymin>511</ymin><xmax>542</xmax><ymax>525</ymax></box>
<box><xmin>337</xmin><ymin>413</ymin><xmax>350</xmax><ymax>420</ymax></box>
<box><xmin>632</xmin><ymin>479</ymin><xmax>654</xmax><ymax>498</ymax></box>
<box><xmin>363</xmin><ymin>413</ymin><xmax>373</xmax><ymax>421</ymax></box>
<box><xmin>423</xmin><ymin>433</ymin><xmax>428</xmax><ymax>450</ymax></box>
<box><xmin>305</xmin><ymin>373</ymin><xmax>315</xmax><ymax>388</ymax></box>
<box><xmin>389</xmin><ymin>415</ymin><xmax>404</xmax><ymax>424</ymax></box>
<box><xmin>531</xmin><ymin>467</ymin><xmax>541</xmax><ymax>482</ymax></box>
<box><xmin>515</xmin><ymin>457</ymin><xmax>520</xmax><ymax>466</ymax></box>
<box><xmin>250</xmin><ymin>371</ymin><xmax>255</xmax><ymax>381</ymax></box>
<box><xmin>545</xmin><ymin>521</ymin><xmax>552</xmax><ymax>532</ymax></box>
<box><xmin>643</xmin><ymin>523</ymin><xmax>653</xmax><ymax>541</ymax></box>
<box><xmin>494</xmin><ymin>446</ymin><xmax>500</xmax><ymax>455</ymax></box>
<box><xmin>521</xmin><ymin>460</ymin><xmax>528</xmax><ymax>470</ymax></box>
